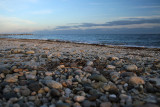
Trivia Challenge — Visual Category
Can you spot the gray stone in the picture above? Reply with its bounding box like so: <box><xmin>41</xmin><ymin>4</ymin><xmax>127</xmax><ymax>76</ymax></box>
<box><xmin>56</xmin><ymin>103</ymin><xmax>70</xmax><ymax>107</ymax></box>
<box><xmin>20</xmin><ymin>87</ymin><xmax>31</xmax><ymax>96</ymax></box>
<box><xmin>110</xmin><ymin>72</ymin><xmax>120</xmax><ymax>82</ymax></box>
<box><xmin>100</xmin><ymin>102</ymin><xmax>112</xmax><ymax>107</ymax></box>
<box><xmin>45</xmin><ymin>80</ymin><xmax>62</xmax><ymax>89</ymax></box>
<box><xmin>125</xmin><ymin>65</ymin><xmax>138</xmax><ymax>71</ymax></box>
<box><xmin>89</xmin><ymin>74</ymin><xmax>107</xmax><ymax>82</ymax></box>
<box><xmin>109</xmin><ymin>94</ymin><xmax>117</xmax><ymax>102</ymax></box>
<box><xmin>50</xmin><ymin>89</ymin><xmax>61</xmax><ymax>97</ymax></box>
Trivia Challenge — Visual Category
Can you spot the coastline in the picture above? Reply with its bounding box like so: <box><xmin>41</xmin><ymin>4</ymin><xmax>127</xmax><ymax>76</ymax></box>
<box><xmin>0</xmin><ymin>38</ymin><xmax>160</xmax><ymax>106</ymax></box>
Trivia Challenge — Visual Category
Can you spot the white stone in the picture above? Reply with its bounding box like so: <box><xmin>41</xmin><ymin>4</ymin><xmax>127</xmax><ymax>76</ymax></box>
<box><xmin>74</xmin><ymin>96</ymin><xmax>85</xmax><ymax>102</ymax></box>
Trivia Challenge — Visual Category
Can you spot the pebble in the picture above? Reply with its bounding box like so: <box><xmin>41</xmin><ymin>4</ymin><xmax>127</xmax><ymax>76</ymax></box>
<box><xmin>56</xmin><ymin>103</ymin><xmax>70</xmax><ymax>107</ymax></box>
<box><xmin>74</xmin><ymin>96</ymin><xmax>85</xmax><ymax>102</ymax></box>
<box><xmin>45</xmin><ymin>80</ymin><xmax>62</xmax><ymax>89</ymax></box>
<box><xmin>4</xmin><ymin>75</ymin><xmax>18</xmax><ymax>83</ymax></box>
<box><xmin>100</xmin><ymin>102</ymin><xmax>112</xmax><ymax>107</ymax></box>
<box><xmin>125</xmin><ymin>65</ymin><xmax>138</xmax><ymax>71</ymax></box>
<box><xmin>129</xmin><ymin>76</ymin><xmax>145</xmax><ymax>85</ymax></box>
<box><xmin>109</xmin><ymin>94</ymin><xmax>117</xmax><ymax>102</ymax></box>
<box><xmin>83</xmin><ymin>66</ymin><xmax>94</xmax><ymax>72</ymax></box>
<box><xmin>50</xmin><ymin>88</ymin><xmax>61</xmax><ymax>97</ymax></box>
<box><xmin>28</xmin><ymin>82</ymin><xmax>41</xmax><ymax>92</ymax></box>
<box><xmin>89</xmin><ymin>74</ymin><xmax>107</xmax><ymax>82</ymax></box>
<box><xmin>106</xmin><ymin>65</ymin><xmax>116</xmax><ymax>69</ymax></box>
<box><xmin>109</xmin><ymin>72</ymin><xmax>120</xmax><ymax>82</ymax></box>
<box><xmin>26</xmin><ymin>51</ymin><xmax>35</xmax><ymax>54</ymax></box>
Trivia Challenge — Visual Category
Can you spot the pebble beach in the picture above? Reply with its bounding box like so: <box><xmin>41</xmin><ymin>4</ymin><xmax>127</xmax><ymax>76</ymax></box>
<box><xmin>0</xmin><ymin>38</ymin><xmax>160</xmax><ymax>107</ymax></box>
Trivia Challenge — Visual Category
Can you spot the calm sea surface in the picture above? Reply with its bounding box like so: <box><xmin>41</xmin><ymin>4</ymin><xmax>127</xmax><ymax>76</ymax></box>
<box><xmin>0</xmin><ymin>34</ymin><xmax>160</xmax><ymax>48</ymax></box>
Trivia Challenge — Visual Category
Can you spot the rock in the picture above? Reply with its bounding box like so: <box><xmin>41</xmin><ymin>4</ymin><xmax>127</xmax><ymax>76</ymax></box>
<box><xmin>106</xmin><ymin>65</ymin><xmax>116</xmax><ymax>69</ymax></box>
<box><xmin>13</xmin><ymin>68</ymin><xmax>23</xmax><ymax>73</ymax></box>
<box><xmin>11</xmin><ymin>49</ymin><xmax>24</xmax><ymax>54</ymax></box>
<box><xmin>74</xmin><ymin>96</ymin><xmax>85</xmax><ymax>102</ymax></box>
<box><xmin>102</xmin><ymin>82</ymin><xmax>118</xmax><ymax>94</ymax></box>
<box><xmin>13</xmin><ymin>103</ymin><xmax>20</xmax><ymax>107</ymax></box>
<box><xmin>110</xmin><ymin>72</ymin><xmax>120</xmax><ymax>82</ymax></box>
<box><xmin>50</xmin><ymin>89</ymin><xmax>61</xmax><ymax>97</ymax></box>
<box><xmin>89</xmin><ymin>74</ymin><xmax>107</xmax><ymax>82</ymax></box>
<box><xmin>3</xmin><ymin>92</ymin><xmax>18</xmax><ymax>100</ymax></box>
<box><xmin>86</xmin><ymin>61</ymin><xmax>93</xmax><ymax>66</ymax></box>
<box><xmin>82</xmin><ymin>100</ymin><xmax>96</xmax><ymax>107</ymax></box>
<box><xmin>121</xmin><ymin>72</ymin><xmax>137</xmax><ymax>77</ymax></box>
<box><xmin>26</xmin><ymin>74</ymin><xmax>36</xmax><ymax>80</ymax></box>
<box><xmin>4</xmin><ymin>75</ymin><xmax>18</xmax><ymax>83</ymax></box>
<box><xmin>20</xmin><ymin>87</ymin><xmax>31</xmax><ymax>96</ymax></box>
<box><xmin>100</xmin><ymin>102</ymin><xmax>112</xmax><ymax>107</ymax></box>
<box><xmin>0</xmin><ymin>67</ymin><xmax>11</xmax><ymax>74</ymax></box>
<box><xmin>56</xmin><ymin>103</ymin><xmax>70</xmax><ymax>107</ymax></box>
<box><xmin>28</xmin><ymin>82</ymin><xmax>41</xmax><ymax>92</ymax></box>
<box><xmin>0</xmin><ymin>53</ymin><xmax>4</xmax><ymax>57</ymax></box>
<box><xmin>26</xmin><ymin>51</ymin><xmax>35</xmax><ymax>54</ymax></box>
<box><xmin>45</xmin><ymin>72</ymin><xmax>53</xmax><ymax>76</ymax></box>
<box><xmin>28</xmin><ymin>96</ymin><xmax>36</xmax><ymax>101</ymax></box>
<box><xmin>108</xmin><ymin>57</ymin><xmax>119</xmax><ymax>61</ymax></box>
<box><xmin>83</xmin><ymin>66</ymin><xmax>93</xmax><ymax>72</ymax></box>
<box><xmin>129</xmin><ymin>76</ymin><xmax>145</xmax><ymax>85</ymax></box>
<box><xmin>125</xmin><ymin>65</ymin><xmax>138</xmax><ymax>71</ymax></box>
<box><xmin>73</xmin><ymin>102</ymin><xmax>81</xmax><ymax>107</ymax></box>
<box><xmin>65</xmin><ymin>88</ymin><xmax>71</xmax><ymax>97</ymax></box>
<box><xmin>109</xmin><ymin>94</ymin><xmax>117</xmax><ymax>102</ymax></box>
<box><xmin>45</xmin><ymin>80</ymin><xmax>62</xmax><ymax>89</ymax></box>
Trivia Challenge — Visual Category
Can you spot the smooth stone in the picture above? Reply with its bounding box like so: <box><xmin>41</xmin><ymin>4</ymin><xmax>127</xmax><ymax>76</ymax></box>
<box><xmin>109</xmin><ymin>94</ymin><xmax>117</xmax><ymax>102</ymax></box>
<box><xmin>125</xmin><ymin>65</ymin><xmax>138</xmax><ymax>71</ymax></box>
<box><xmin>89</xmin><ymin>74</ymin><xmax>107</xmax><ymax>82</ymax></box>
<box><xmin>82</xmin><ymin>100</ymin><xmax>96</xmax><ymax>107</ymax></box>
<box><xmin>26</xmin><ymin>74</ymin><xmax>36</xmax><ymax>80</ymax></box>
<box><xmin>121</xmin><ymin>72</ymin><xmax>137</xmax><ymax>77</ymax></box>
<box><xmin>11</xmin><ymin>49</ymin><xmax>24</xmax><ymax>54</ymax></box>
<box><xmin>28</xmin><ymin>96</ymin><xmax>36</xmax><ymax>101</ymax></box>
<box><xmin>100</xmin><ymin>102</ymin><xmax>112</xmax><ymax>107</ymax></box>
<box><xmin>28</xmin><ymin>82</ymin><xmax>41</xmax><ymax>92</ymax></box>
<box><xmin>50</xmin><ymin>89</ymin><xmax>61</xmax><ymax>97</ymax></box>
<box><xmin>108</xmin><ymin>57</ymin><xmax>119</xmax><ymax>61</ymax></box>
<box><xmin>102</xmin><ymin>82</ymin><xmax>118</xmax><ymax>94</ymax></box>
<box><xmin>45</xmin><ymin>80</ymin><xmax>62</xmax><ymax>89</ymax></box>
<box><xmin>26</xmin><ymin>51</ymin><xmax>35</xmax><ymax>54</ymax></box>
<box><xmin>0</xmin><ymin>67</ymin><xmax>11</xmax><ymax>74</ymax></box>
<box><xmin>20</xmin><ymin>87</ymin><xmax>31</xmax><ymax>96</ymax></box>
<box><xmin>110</xmin><ymin>72</ymin><xmax>120</xmax><ymax>82</ymax></box>
<box><xmin>129</xmin><ymin>76</ymin><xmax>145</xmax><ymax>85</ymax></box>
<box><xmin>106</xmin><ymin>65</ymin><xmax>116</xmax><ymax>69</ymax></box>
<box><xmin>4</xmin><ymin>75</ymin><xmax>18</xmax><ymax>83</ymax></box>
<box><xmin>74</xmin><ymin>96</ymin><xmax>85</xmax><ymax>102</ymax></box>
<box><xmin>3</xmin><ymin>92</ymin><xmax>18</xmax><ymax>100</ymax></box>
<box><xmin>83</xmin><ymin>66</ymin><xmax>93</xmax><ymax>73</ymax></box>
<box><xmin>56</xmin><ymin>103</ymin><xmax>70</xmax><ymax>107</ymax></box>
<box><xmin>86</xmin><ymin>61</ymin><xmax>93</xmax><ymax>66</ymax></box>
<box><xmin>45</xmin><ymin>72</ymin><xmax>53</xmax><ymax>76</ymax></box>
<box><xmin>65</xmin><ymin>88</ymin><xmax>71</xmax><ymax>97</ymax></box>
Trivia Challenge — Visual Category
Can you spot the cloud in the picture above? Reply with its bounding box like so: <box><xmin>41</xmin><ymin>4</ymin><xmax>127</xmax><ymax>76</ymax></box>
<box><xmin>31</xmin><ymin>9</ymin><xmax>53</xmax><ymax>15</ymax></box>
<box><xmin>0</xmin><ymin>15</ymin><xmax>41</xmax><ymax>33</ymax></box>
<box><xmin>55</xmin><ymin>16</ymin><xmax>160</xmax><ymax>30</ymax></box>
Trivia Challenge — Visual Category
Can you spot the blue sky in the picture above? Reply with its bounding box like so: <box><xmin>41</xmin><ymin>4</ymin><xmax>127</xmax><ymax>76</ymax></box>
<box><xmin>0</xmin><ymin>0</ymin><xmax>160</xmax><ymax>33</ymax></box>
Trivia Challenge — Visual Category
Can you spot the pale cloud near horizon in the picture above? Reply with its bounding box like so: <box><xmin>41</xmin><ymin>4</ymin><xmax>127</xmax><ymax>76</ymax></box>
<box><xmin>0</xmin><ymin>15</ymin><xmax>42</xmax><ymax>33</ymax></box>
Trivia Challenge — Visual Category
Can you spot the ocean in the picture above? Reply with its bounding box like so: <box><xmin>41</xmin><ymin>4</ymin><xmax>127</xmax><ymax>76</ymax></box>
<box><xmin>0</xmin><ymin>34</ymin><xmax>160</xmax><ymax>48</ymax></box>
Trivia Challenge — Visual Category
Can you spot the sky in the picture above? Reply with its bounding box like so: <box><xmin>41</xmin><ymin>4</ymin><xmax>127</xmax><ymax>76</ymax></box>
<box><xmin>0</xmin><ymin>0</ymin><xmax>160</xmax><ymax>34</ymax></box>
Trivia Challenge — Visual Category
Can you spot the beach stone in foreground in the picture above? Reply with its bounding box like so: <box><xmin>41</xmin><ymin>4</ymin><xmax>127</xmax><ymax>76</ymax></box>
<box><xmin>100</xmin><ymin>102</ymin><xmax>112</xmax><ymax>107</ymax></box>
<box><xmin>74</xmin><ymin>96</ymin><xmax>85</xmax><ymax>102</ymax></box>
<box><xmin>45</xmin><ymin>80</ymin><xmax>62</xmax><ymax>89</ymax></box>
<box><xmin>89</xmin><ymin>74</ymin><xmax>107</xmax><ymax>82</ymax></box>
<box><xmin>125</xmin><ymin>65</ymin><xmax>138</xmax><ymax>71</ymax></box>
<box><xmin>129</xmin><ymin>76</ymin><xmax>145</xmax><ymax>85</ymax></box>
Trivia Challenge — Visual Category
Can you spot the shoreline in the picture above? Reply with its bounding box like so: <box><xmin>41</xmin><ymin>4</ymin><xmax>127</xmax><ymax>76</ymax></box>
<box><xmin>0</xmin><ymin>38</ymin><xmax>160</xmax><ymax>107</ymax></box>
<box><xmin>0</xmin><ymin>38</ymin><xmax>160</xmax><ymax>51</ymax></box>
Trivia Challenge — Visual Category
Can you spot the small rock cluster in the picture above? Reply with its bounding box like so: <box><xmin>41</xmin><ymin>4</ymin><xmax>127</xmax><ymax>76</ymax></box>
<box><xmin>0</xmin><ymin>38</ymin><xmax>160</xmax><ymax>107</ymax></box>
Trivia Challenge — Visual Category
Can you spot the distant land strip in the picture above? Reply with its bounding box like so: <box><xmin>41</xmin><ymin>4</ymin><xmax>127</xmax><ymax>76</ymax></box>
<box><xmin>0</xmin><ymin>34</ymin><xmax>33</xmax><ymax>36</ymax></box>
